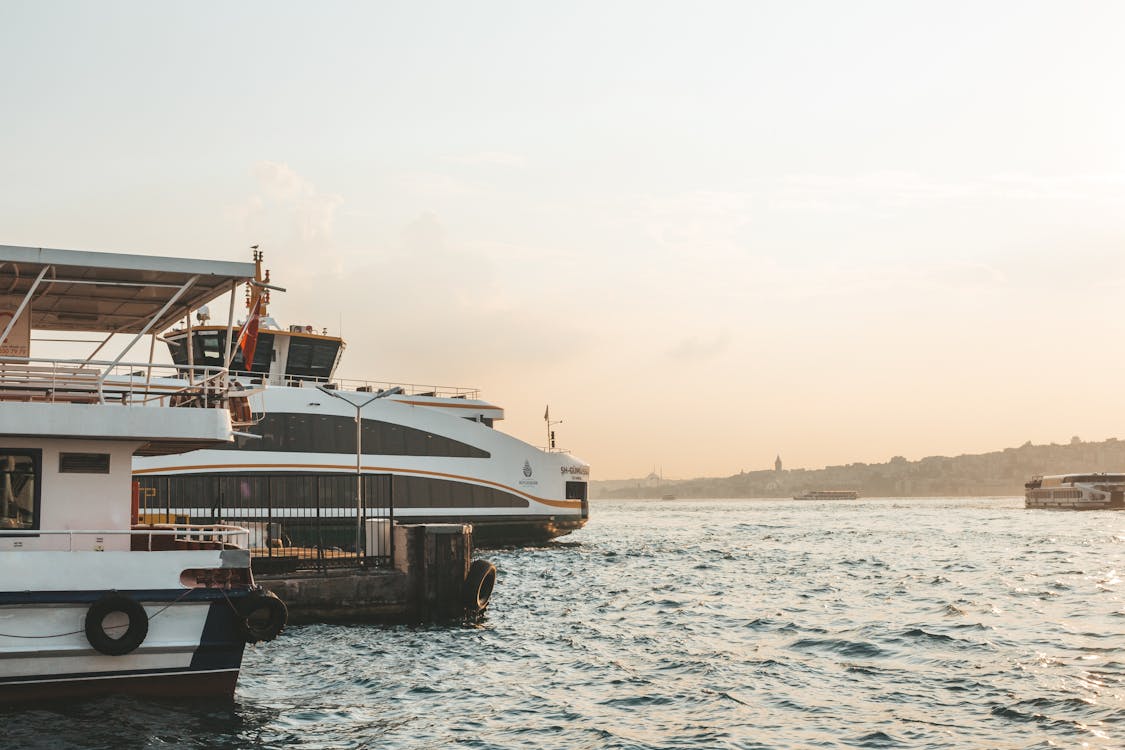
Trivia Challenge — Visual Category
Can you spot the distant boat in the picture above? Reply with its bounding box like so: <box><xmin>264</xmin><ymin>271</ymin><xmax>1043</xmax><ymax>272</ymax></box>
<box><xmin>661</xmin><ymin>494</ymin><xmax>676</xmax><ymax>501</ymax></box>
<box><xmin>1025</xmin><ymin>473</ymin><xmax>1125</xmax><ymax>510</ymax></box>
<box><xmin>793</xmin><ymin>490</ymin><xmax>859</xmax><ymax>501</ymax></box>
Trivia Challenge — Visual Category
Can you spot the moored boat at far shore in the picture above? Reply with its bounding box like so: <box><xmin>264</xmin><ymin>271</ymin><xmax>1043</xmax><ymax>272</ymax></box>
<box><xmin>1024</xmin><ymin>473</ymin><xmax>1125</xmax><ymax>510</ymax></box>
<box><xmin>793</xmin><ymin>490</ymin><xmax>860</xmax><ymax>501</ymax></box>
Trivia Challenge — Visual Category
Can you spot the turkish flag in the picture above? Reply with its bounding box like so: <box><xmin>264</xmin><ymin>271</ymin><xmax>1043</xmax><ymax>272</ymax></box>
<box><xmin>237</xmin><ymin>294</ymin><xmax>262</xmax><ymax>369</ymax></box>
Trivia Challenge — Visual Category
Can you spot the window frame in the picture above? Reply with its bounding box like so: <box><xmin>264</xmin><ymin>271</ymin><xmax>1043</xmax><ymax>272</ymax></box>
<box><xmin>0</xmin><ymin>448</ymin><xmax>43</xmax><ymax>536</ymax></box>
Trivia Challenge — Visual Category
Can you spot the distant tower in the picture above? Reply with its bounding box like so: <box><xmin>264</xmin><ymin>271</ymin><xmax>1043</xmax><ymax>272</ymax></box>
<box><xmin>775</xmin><ymin>454</ymin><xmax>783</xmax><ymax>472</ymax></box>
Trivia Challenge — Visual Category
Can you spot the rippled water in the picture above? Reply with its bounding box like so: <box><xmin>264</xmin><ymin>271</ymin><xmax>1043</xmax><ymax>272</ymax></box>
<box><xmin>8</xmin><ymin>498</ymin><xmax>1125</xmax><ymax>749</ymax></box>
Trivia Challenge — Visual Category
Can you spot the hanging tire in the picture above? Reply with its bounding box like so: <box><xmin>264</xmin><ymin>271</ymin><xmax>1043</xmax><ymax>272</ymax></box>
<box><xmin>463</xmin><ymin>559</ymin><xmax>497</xmax><ymax>613</ymax></box>
<box><xmin>236</xmin><ymin>590</ymin><xmax>287</xmax><ymax>643</ymax></box>
<box><xmin>85</xmin><ymin>593</ymin><xmax>149</xmax><ymax>656</ymax></box>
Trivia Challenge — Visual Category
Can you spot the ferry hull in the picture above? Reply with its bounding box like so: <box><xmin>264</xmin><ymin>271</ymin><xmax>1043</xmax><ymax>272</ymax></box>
<box><xmin>0</xmin><ymin>668</ymin><xmax>239</xmax><ymax>702</ymax></box>
<box><xmin>1025</xmin><ymin>498</ymin><xmax>1125</xmax><ymax>510</ymax></box>
<box><xmin>0</xmin><ymin>593</ymin><xmax>249</xmax><ymax>703</ymax></box>
<box><xmin>395</xmin><ymin>515</ymin><xmax>587</xmax><ymax>546</ymax></box>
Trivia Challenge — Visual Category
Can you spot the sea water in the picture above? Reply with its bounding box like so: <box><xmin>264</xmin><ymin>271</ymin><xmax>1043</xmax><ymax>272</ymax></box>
<box><xmin>6</xmin><ymin>497</ymin><xmax>1124</xmax><ymax>749</ymax></box>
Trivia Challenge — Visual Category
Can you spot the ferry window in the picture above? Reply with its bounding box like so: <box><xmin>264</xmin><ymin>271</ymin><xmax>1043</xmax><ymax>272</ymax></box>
<box><xmin>220</xmin><ymin>413</ymin><xmax>490</xmax><ymax>458</ymax></box>
<box><xmin>230</xmin><ymin>332</ymin><xmax>275</xmax><ymax>375</ymax></box>
<box><xmin>193</xmin><ymin>333</ymin><xmax>224</xmax><ymax>364</ymax></box>
<box><xmin>286</xmin><ymin>338</ymin><xmax>341</xmax><ymax>380</ymax></box>
<box><xmin>430</xmin><ymin>476</ymin><xmax>453</xmax><ymax>507</ymax></box>
<box><xmin>59</xmin><ymin>453</ymin><xmax>110</xmax><ymax>474</ymax></box>
<box><xmin>0</xmin><ymin>450</ymin><xmax>41</xmax><ymax>532</ymax></box>
<box><xmin>318</xmin><ymin>474</ymin><xmax>352</xmax><ymax>508</ymax></box>
<box><xmin>405</xmin><ymin>428</ymin><xmax>427</xmax><ymax>456</ymax></box>
<box><xmin>565</xmin><ymin>481</ymin><xmax>588</xmax><ymax>502</ymax></box>
<box><xmin>393</xmin><ymin>476</ymin><xmax>528</xmax><ymax>509</ymax></box>
<box><xmin>167</xmin><ymin>337</ymin><xmax>188</xmax><ymax>366</ymax></box>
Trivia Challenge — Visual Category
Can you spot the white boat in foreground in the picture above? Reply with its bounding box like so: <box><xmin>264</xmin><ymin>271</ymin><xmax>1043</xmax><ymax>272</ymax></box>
<box><xmin>0</xmin><ymin>245</ymin><xmax>286</xmax><ymax>701</ymax></box>
<box><xmin>133</xmin><ymin>253</ymin><xmax>590</xmax><ymax>549</ymax></box>
<box><xmin>1024</xmin><ymin>474</ymin><xmax>1125</xmax><ymax>510</ymax></box>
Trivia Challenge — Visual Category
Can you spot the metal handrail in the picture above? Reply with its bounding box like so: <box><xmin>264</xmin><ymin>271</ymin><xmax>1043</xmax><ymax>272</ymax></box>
<box><xmin>0</xmin><ymin>525</ymin><xmax>252</xmax><ymax>552</ymax></box>
<box><xmin>0</xmin><ymin>355</ymin><xmax>230</xmax><ymax>406</ymax></box>
<box><xmin>290</xmin><ymin>374</ymin><xmax>481</xmax><ymax>400</ymax></box>
<box><xmin>0</xmin><ymin>525</ymin><xmax>249</xmax><ymax>536</ymax></box>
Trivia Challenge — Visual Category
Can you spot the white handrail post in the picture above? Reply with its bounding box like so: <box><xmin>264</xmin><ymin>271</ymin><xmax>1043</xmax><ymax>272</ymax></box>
<box><xmin>223</xmin><ymin>280</ymin><xmax>238</xmax><ymax>370</ymax></box>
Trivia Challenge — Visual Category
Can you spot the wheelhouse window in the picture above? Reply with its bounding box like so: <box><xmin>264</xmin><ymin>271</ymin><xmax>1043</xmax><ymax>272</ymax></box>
<box><xmin>285</xmin><ymin>338</ymin><xmax>341</xmax><ymax>381</ymax></box>
<box><xmin>1</xmin><ymin>450</ymin><xmax>41</xmax><ymax>531</ymax></box>
<box><xmin>167</xmin><ymin>330</ymin><xmax>275</xmax><ymax>376</ymax></box>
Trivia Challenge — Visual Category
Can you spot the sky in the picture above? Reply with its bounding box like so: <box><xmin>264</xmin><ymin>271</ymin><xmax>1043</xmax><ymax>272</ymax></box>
<box><xmin>3</xmin><ymin>1</ymin><xmax>1125</xmax><ymax>479</ymax></box>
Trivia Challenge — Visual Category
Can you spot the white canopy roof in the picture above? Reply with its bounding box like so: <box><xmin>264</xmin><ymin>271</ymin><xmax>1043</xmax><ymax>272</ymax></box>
<box><xmin>0</xmin><ymin>245</ymin><xmax>255</xmax><ymax>333</ymax></box>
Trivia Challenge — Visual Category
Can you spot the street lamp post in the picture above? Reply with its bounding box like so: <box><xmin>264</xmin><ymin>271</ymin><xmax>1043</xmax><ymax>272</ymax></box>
<box><xmin>316</xmin><ymin>385</ymin><xmax>397</xmax><ymax>564</ymax></box>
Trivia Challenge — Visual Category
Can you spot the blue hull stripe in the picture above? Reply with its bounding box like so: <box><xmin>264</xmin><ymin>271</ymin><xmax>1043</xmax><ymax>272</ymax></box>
<box><xmin>0</xmin><ymin>588</ymin><xmax>255</xmax><ymax>606</ymax></box>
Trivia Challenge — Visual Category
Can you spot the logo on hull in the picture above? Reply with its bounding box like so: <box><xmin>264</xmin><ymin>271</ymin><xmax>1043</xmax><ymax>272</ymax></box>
<box><xmin>520</xmin><ymin>459</ymin><xmax>538</xmax><ymax>487</ymax></box>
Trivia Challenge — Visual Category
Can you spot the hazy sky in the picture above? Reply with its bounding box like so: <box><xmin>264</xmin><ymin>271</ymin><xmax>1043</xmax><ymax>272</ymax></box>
<box><xmin>3</xmin><ymin>2</ymin><xmax>1125</xmax><ymax>479</ymax></box>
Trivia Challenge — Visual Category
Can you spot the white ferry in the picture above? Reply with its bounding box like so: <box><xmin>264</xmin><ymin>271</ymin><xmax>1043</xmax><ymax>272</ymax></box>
<box><xmin>793</xmin><ymin>490</ymin><xmax>860</xmax><ymax>501</ymax></box>
<box><xmin>133</xmin><ymin>253</ymin><xmax>590</xmax><ymax>547</ymax></box>
<box><xmin>1024</xmin><ymin>474</ymin><xmax>1125</xmax><ymax>510</ymax></box>
<box><xmin>0</xmin><ymin>245</ymin><xmax>286</xmax><ymax>701</ymax></box>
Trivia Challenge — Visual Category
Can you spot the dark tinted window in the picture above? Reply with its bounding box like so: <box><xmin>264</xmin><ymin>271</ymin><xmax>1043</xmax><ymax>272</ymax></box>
<box><xmin>286</xmin><ymin>338</ymin><xmax>341</xmax><ymax>380</ymax></box>
<box><xmin>167</xmin><ymin>336</ymin><xmax>188</xmax><ymax>366</ymax></box>
<box><xmin>136</xmin><ymin>472</ymin><xmax>527</xmax><ymax>515</ymax></box>
<box><xmin>565</xmin><ymin>481</ymin><xmax>588</xmax><ymax>501</ymax></box>
<box><xmin>167</xmin><ymin>330</ymin><xmax>275</xmax><ymax>375</ymax></box>
<box><xmin>221</xmin><ymin>413</ymin><xmax>489</xmax><ymax>458</ymax></box>
<box><xmin>193</xmin><ymin>333</ymin><xmax>224</xmax><ymax>365</ymax></box>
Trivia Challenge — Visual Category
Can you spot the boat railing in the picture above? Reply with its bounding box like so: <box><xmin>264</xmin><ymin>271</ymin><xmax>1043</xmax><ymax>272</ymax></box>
<box><xmin>0</xmin><ymin>356</ymin><xmax>230</xmax><ymax>407</ymax></box>
<box><xmin>261</xmin><ymin>373</ymin><xmax>481</xmax><ymax>400</ymax></box>
<box><xmin>333</xmin><ymin>378</ymin><xmax>481</xmax><ymax>400</ymax></box>
<box><xmin>0</xmin><ymin>524</ymin><xmax>251</xmax><ymax>551</ymax></box>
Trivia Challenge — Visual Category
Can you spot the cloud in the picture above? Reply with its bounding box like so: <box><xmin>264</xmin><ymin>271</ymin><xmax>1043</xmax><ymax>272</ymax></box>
<box><xmin>447</xmin><ymin>151</ymin><xmax>527</xmax><ymax>168</ymax></box>
<box><xmin>771</xmin><ymin>171</ymin><xmax>1125</xmax><ymax>215</ymax></box>
<box><xmin>251</xmin><ymin>161</ymin><xmax>343</xmax><ymax>244</ymax></box>
<box><xmin>329</xmin><ymin>210</ymin><xmax>588</xmax><ymax>379</ymax></box>
<box><xmin>401</xmin><ymin>210</ymin><xmax>448</xmax><ymax>256</ymax></box>
<box><xmin>231</xmin><ymin>162</ymin><xmax>343</xmax><ymax>258</ymax></box>
<box><xmin>667</xmin><ymin>329</ymin><xmax>731</xmax><ymax>361</ymax></box>
<box><xmin>631</xmin><ymin>190</ymin><xmax>754</xmax><ymax>258</ymax></box>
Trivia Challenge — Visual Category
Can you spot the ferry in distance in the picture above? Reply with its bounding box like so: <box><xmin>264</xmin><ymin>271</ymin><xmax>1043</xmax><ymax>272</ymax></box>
<box><xmin>1024</xmin><ymin>474</ymin><xmax>1125</xmax><ymax>510</ymax></box>
<box><xmin>793</xmin><ymin>490</ymin><xmax>860</xmax><ymax>501</ymax></box>
<box><xmin>132</xmin><ymin>253</ymin><xmax>590</xmax><ymax>547</ymax></box>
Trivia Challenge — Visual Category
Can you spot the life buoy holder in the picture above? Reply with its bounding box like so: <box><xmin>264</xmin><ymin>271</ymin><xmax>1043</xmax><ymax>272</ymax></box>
<box><xmin>463</xmin><ymin>559</ymin><xmax>497</xmax><ymax>614</ymax></box>
<box><xmin>85</xmin><ymin>593</ymin><xmax>149</xmax><ymax>656</ymax></box>
<box><xmin>236</xmin><ymin>590</ymin><xmax>287</xmax><ymax>643</ymax></box>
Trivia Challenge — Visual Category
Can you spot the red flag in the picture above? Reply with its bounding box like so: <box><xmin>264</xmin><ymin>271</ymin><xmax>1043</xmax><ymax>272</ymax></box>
<box><xmin>236</xmin><ymin>294</ymin><xmax>263</xmax><ymax>369</ymax></box>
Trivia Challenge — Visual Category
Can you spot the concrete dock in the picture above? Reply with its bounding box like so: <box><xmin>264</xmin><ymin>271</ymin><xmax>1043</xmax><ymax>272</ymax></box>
<box><xmin>257</xmin><ymin>523</ymin><xmax>495</xmax><ymax>625</ymax></box>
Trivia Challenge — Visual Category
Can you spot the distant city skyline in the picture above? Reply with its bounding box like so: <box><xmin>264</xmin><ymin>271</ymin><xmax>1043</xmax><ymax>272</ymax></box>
<box><xmin>3</xmin><ymin>2</ymin><xmax>1125</xmax><ymax>478</ymax></box>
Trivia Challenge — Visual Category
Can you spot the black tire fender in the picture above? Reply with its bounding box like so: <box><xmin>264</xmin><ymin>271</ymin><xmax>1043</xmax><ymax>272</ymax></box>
<box><xmin>463</xmin><ymin>559</ymin><xmax>497</xmax><ymax>613</ymax></box>
<box><xmin>237</xmin><ymin>590</ymin><xmax>287</xmax><ymax>643</ymax></box>
<box><xmin>85</xmin><ymin>593</ymin><xmax>149</xmax><ymax>656</ymax></box>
